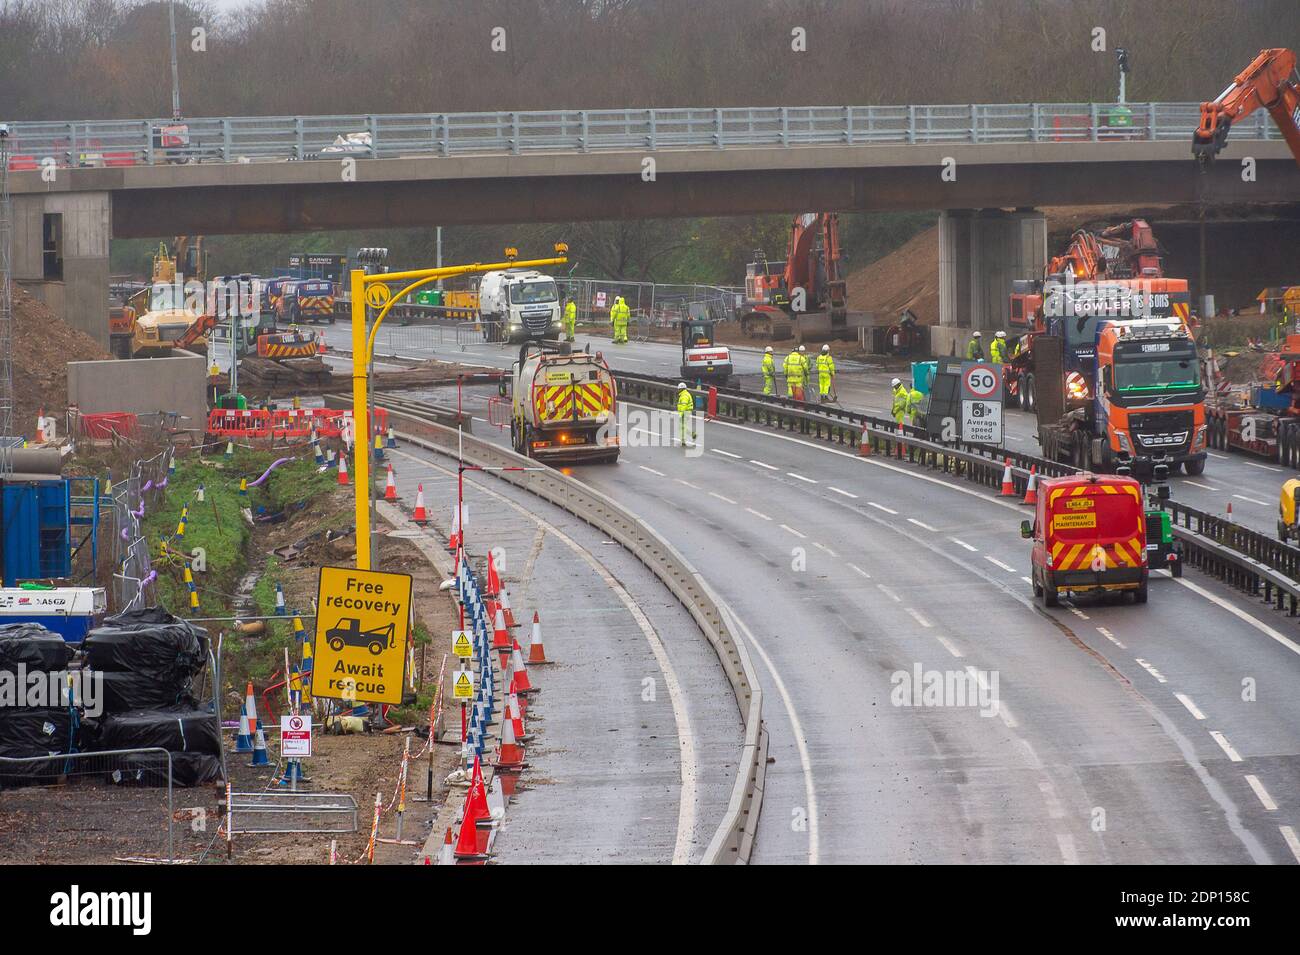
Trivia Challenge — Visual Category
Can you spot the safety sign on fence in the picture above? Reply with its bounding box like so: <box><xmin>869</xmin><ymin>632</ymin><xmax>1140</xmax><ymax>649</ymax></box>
<box><xmin>452</xmin><ymin>631</ymin><xmax>473</xmax><ymax>658</ymax></box>
<box><xmin>452</xmin><ymin>669</ymin><xmax>474</xmax><ymax>700</ymax></box>
<box><xmin>281</xmin><ymin>714</ymin><xmax>313</xmax><ymax>757</ymax></box>
<box><xmin>310</xmin><ymin>566</ymin><xmax>413</xmax><ymax>705</ymax></box>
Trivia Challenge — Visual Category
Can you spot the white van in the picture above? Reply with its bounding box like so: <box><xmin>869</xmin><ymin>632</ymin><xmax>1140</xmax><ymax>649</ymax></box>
<box><xmin>477</xmin><ymin>269</ymin><xmax>562</xmax><ymax>342</ymax></box>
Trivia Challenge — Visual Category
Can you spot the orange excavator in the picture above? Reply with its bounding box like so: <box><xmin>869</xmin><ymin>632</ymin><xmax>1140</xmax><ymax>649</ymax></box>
<box><xmin>1193</xmin><ymin>48</ymin><xmax>1300</xmax><ymax>168</ymax></box>
<box><xmin>739</xmin><ymin>212</ymin><xmax>858</xmax><ymax>342</ymax></box>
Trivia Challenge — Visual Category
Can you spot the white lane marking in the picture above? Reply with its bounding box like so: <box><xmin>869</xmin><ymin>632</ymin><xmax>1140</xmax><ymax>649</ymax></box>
<box><xmin>847</xmin><ymin>563</ymin><xmax>871</xmax><ymax>579</ymax></box>
<box><xmin>1280</xmin><ymin>826</ymin><xmax>1300</xmax><ymax>863</ymax></box>
<box><xmin>1175</xmin><ymin>577</ymin><xmax>1300</xmax><ymax>657</ymax></box>
<box><xmin>867</xmin><ymin>501</ymin><xmax>898</xmax><ymax>515</ymax></box>
<box><xmin>721</xmin><ymin>606</ymin><xmax>819</xmax><ymax>865</ymax></box>
<box><xmin>1096</xmin><ymin>626</ymin><xmax>1127</xmax><ymax>650</ymax></box>
<box><xmin>1207</xmin><ymin>451</ymin><xmax>1229</xmax><ymax>460</ymax></box>
<box><xmin>779</xmin><ymin>523</ymin><xmax>806</xmax><ymax>539</ymax></box>
<box><xmin>639</xmin><ymin>465</ymin><xmax>665</xmax><ymax>477</ymax></box>
<box><xmin>907</xmin><ymin>518</ymin><xmax>938</xmax><ymax>532</ymax></box>
<box><xmin>1232</xmin><ymin>494</ymin><xmax>1270</xmax><ymax>507</ymax></box>
<box><xmin>949</xmin><ymin>537</ymin><xmax>978</xmax><ymax>552</ymax></box>
<box><xmin>787</xmin><ymin>472</ymin><xmax>818</xmax><ymax>484</ymax></box>
<box><xmin>1244</xmin><ymin>460</ymin><xmax>1283</xmax><ymax>472</ymax></box>
<box><xmin>711</xmin><ymin>448</ymin><xmax>742</xmax><ymax>459</ymax></box>
<box><xmin>935</xmin><ymin>634</ymin><xmax>964</xmax><ymax>658</ymax></box>
<box><xmin>1067</xmin><ymin>605</ymin><xmax>1090</xmax><ymax>621</ymax></box>
<box><xmin>708</xmin><ymin>491</ymin><xmax>737</xmax><ymax>504</ymax></box>
<box><xmin>675</xmin><ymin>479</ymin><xmax>701</xmax><ymax>490</ymax></box>
<box><xmin>745</xmin><ymin>507</ymin><xmax>772</xmax><ymax>521</ymax></box>
<box><xmin>828</xmin><ymin>486</ymin><xmax>858</xmax><ymax>499</ymax></box>
<box><xmin>750</xmin><ymin>459</ymin><xmax>779</xmax><ymax>470</ymax></box>
<box><xmin>1244</xmin><ymin>775</ymin><xmax>1278</xmax><ymax>811</ymax></box>
<box><xmin>1183</xmin><ymin>480</ymin><xmax>1220</xmax><ymax>491</ymax></box>
<box><xmin>876</xmin><ymin>584</ymin><xmax>902</xmax><ymax>602</ymax></box>
<box><xmin>1209</xmin><ymin>730</ymin><xmax>1243</xmax><ymax>763</ymax></box>
<box><xmin>1135</xmin><ymin>658</ymin><xmax>1167</xmax><ymax>683</ymax></box>
<box><xmin>1020</xmin><ymin>575</ymin><xmax>1033</xmax><ymax>584</ymax></box>
<box><xmin>1056</xmin><ymin>833</ymin><xmax>1080</xmax><ymax>865</ymax></box>
<box><xmin>1038</xmin><ymin>779</ymin><xmax>1066</xmax><ymax>820</ymax></box>
<box><xmin>984</xmin><ymin>555</ymin><xmax>1017</xmax><ymax>573</ymax></box>
<box><xmin>1175</xmin><ymin>692</ymin><xmax>1207</xmax><ymax>721</ymax></box>
<box><xmin>904</xmin><ymin>607</ymin><xmax>932</xmax><ymax>627</ymax></box>
<box><xmin>390</xmin><ymin>448</ymin><xmax>697</xmax><ymax>862</ymax></box>
<box><xmin>813</xmin><ymin>542</ymin><xmax>837</xmax><ymax>557</ymax></box>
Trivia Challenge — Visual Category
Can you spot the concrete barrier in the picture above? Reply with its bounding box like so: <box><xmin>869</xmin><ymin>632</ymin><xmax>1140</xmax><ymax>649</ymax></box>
<box><xmin>67</xmin><ymin>353</ymin><xmax>207</xmax><ymax>428</ymax></box>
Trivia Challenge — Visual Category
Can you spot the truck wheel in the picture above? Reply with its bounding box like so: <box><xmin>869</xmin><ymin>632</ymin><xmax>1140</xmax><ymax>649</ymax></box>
<box><xmin>1042</xmin><ymin>572</ymin><xmax>1059</xmax><ymax>607</ymax></box>
<box><xmin>1024</xmin><ymin>374</ymin><xmax>1035</xmax><ymax>412</ymax></box>
<box><xmin>1183</xmin><ymin>457</ymin><xmax>1206</xmax><ymax>476</ymax></box>
<box><xmin>1133</xmin><ymin>580</ymin><xmax>1149</xmax><ymax>604</ymax></box>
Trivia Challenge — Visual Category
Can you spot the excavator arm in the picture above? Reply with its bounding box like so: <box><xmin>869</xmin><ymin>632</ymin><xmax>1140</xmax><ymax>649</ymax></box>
<box><xmin>1193</xmin><ymin>48</ymin><xmax>1300</xmax><ymax>168</ymax></box>
<box><xmin>1046</xmin><ymin>230</ymin><xmax>1107</xmax><ymax>281</ymax></box>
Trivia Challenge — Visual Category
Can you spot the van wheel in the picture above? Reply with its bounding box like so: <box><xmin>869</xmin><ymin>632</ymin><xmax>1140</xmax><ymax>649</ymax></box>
<box><xmin>1042</xmin><ymin>572</ymin><xmax>1059</xmax><ymax>607</ymax></box>
<box><xmin>1183</xmin><ymin>457</ymin><xmax>1205</xmax><ymax>476</ymax></box>
<box><xmin>1032</xmin><ymin>570</ymin><xmax>1043</xmax><ymax>598</ymax></box>
<box><xmin>1133</xmin><ymin>581</ymin><xmax>1149</xmax><ymax>604</ymax></box>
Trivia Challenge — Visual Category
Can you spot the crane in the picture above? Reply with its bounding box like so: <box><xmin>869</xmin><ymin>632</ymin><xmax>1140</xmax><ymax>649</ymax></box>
<box><xmin>1192</xmin><ymin>48</ymin><xmax>1300</xmax><ymax>168</ymax></box>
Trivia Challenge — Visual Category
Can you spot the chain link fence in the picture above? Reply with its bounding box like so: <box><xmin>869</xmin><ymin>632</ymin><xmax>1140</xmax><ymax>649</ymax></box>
<box><xmin>558</xmin><ymin>279</ymin><xmax>743</xmax><ymax>341</ymax></box>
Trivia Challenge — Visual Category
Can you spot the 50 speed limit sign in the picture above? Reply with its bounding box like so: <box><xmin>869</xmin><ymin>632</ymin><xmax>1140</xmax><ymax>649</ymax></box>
<box><xmin>961</xmin><ymin>362</ymin><xmax>1000</xmax><ymax>401</ymax></box>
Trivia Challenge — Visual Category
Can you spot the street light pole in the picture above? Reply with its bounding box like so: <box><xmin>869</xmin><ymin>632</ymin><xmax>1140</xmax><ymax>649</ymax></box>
<box><xmin>168</xmin><ymin>1</ymin><xmax>182</xmax><ymax>120</ymax></box>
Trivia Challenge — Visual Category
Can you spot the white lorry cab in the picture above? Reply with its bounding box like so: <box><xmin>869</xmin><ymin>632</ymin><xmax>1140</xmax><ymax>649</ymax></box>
<box><xmin>477</xmin><ymin>269</ymin><xmax>562</xmax><ymax>342</ymax></box>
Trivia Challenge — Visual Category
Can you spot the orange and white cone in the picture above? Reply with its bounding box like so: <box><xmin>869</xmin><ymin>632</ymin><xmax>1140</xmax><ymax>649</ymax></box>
<box><xmin>495</xmin><ymin>711</ymin><xmax>525</xmax><ymax>771</ymax></box>
<box><xmin>507</xmin><ymin>690</ymin><xmax>530</xmax><ymax>741</ymax></box>
<box><xmin>317</xmin><ymin>330</ymin><xmax>327</xmax><ymax>355</ymax></box>
<box><xmin>453</xmin><ymin>757</ymin><xmax>492</xmax><ymax>862</ymax></box>
<box><xmin>509</xmin><ymin>674</ymin><xmax>528</xmax><ymax>718</ymax></box>
<box><xmin>412</xmin><ymin>484</ymin><xmax>429</xmax><ymax>525</ymax></box>
<box><xmin>448</xmin><ymin>504</ymin><xmax>462</xmax><ymax>552</ymax></box>
<box><xmin>1000</xmin><ymin>458</ymin><xmax>1015</xmax><ymax>496</ymax></box>
<box><xmin>499</xmin><ymin>584</ymin><xmax>517</xmax><ymax>629</ymax></box>
<box><xmin>337</xmin><ymin>453</ymin><xmax>350</xmax><ymax>486</ymax></box>
<box><xmin>485</xmin><ymin>551</ymin><xmax>501</xmax><ymax>598</ymax></box>
<box><xmin>383</xmin><ymin>463</ymin><xmax>398</xmax><ymax>501</ymax></box>
<box><xmin>527</xmin><ymin>610</ymin><xmax>551</xmax><ymax>664</ymax></box>
<box><xmin>508</xmin><ymin>639</ymin><xmax>536</xmax><ymax>694</ymax></box>
<box><xmin>1021</xmin><ymin>466</ymin><xmax>1038</xmax><ymax>506</ymax></box>
<box><xmin>492</xmin><ymin>607</ymin><xmax>511</xmax><ymax>664</ymax></box>
<box><xmin>437</xmin><ymin>826</ymin><xmax>454</xmax><ymax>865</ymax></box>
<box><xmin>858</xmin><ymin>428</ymin><xmax>872</xmax><ymax>457</ymax></box>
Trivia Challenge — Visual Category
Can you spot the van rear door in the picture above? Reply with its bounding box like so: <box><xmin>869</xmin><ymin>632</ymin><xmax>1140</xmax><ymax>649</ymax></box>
<box><xmin>1047</xmin><ymin>483</ymin><xmax>1145</xmax><ymax>572</ymax></box>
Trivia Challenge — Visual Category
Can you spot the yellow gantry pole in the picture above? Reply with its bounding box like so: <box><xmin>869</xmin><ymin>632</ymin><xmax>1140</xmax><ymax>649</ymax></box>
<box><xmin>350</xmin><ymin>249</ymin><xmax>567</xmax><ymax>570</ymax></box>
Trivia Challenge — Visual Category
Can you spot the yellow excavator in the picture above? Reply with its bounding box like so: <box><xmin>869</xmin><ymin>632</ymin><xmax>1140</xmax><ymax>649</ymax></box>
<box><xmin>130</xmin><ymin>237</ymin><xmax>209</xmax><ymax>356</ymax></box>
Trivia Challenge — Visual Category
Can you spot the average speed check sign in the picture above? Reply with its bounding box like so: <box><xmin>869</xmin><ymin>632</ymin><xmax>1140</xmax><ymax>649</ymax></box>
<box><xmin>960</xmin><ymin>360</ymin><xmax>1003</xmax><ymax>445</ymax></box>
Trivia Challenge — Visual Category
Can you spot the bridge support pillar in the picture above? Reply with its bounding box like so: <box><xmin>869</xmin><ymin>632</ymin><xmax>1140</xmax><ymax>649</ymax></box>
<box><xmin>936</xmin><ymin>207</ymin><xmax>1045</xmax><ymax>356</ymax></box>
<box><xmin>10</xmin><ymin>191</ymin><xmax>112</xmax><ymax>348</ymax></box>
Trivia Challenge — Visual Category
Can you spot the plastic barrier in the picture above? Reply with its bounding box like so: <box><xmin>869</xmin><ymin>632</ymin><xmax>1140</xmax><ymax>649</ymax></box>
<box><xmin>206</xmin><ymin>407</ymin><xmax>389</xmax><ymax>440</ymax></box>
<box><xmin>75</xmin><ymin>412</ymin><xmax>139</xmax><ymax>439</ymax></box>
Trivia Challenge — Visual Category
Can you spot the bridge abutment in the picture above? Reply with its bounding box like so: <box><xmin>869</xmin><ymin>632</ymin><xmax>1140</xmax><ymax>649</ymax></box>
<box><xmin>11</xmin><ymin>192</ymin><xmax>112</xmax><ymax>348</ymax></box>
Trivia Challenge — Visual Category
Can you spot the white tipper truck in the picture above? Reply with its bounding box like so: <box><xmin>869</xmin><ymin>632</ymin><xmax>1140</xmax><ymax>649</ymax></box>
<box><xmin>477</xmin><ymin>269</ymin><xmax>563</xmax><ymax>343</ymax></box>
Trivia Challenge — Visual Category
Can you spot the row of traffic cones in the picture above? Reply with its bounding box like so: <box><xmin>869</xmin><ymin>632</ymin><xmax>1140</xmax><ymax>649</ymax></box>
<box><xmin>999</xmin><ymin>458</ymin><xmax>1039</xmax><ymax>505</ymax></box>
<box><xmin>235</xmin><ymin>681</ymin><xmax>271</xmax><ymax>766</ymax></box>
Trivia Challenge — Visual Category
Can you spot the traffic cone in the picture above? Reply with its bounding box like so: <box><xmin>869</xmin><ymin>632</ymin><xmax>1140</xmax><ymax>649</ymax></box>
<box><xmin>509</xmin><ymin>674</ymin><xmax>528</xmax><ymax>718</ymax></box>
<box><xmin>312</xmin><ymin>437</ymin><xmax>324</xmax><ymax>467</ymax></box>
<box><xmin>492</xmin><ymin>607</ymin><xmax>511</xmax><ymax>665</ymax></box>
<box><xmin>386</xmin><ymin>426</ymin><xmax>397</xmax><ymax>450</ymax></box>
<box><xmin>412</xmin><ymin>484</ymin><xmax>429</xmax><ymax>525</ymax></box>
<box><xmin>274</xmin><ymin>582</ymin><xmax>286</xmax><ymax>616</ymax></box>
<box><xmin>437</xmin><ymin>826</ymin><xmax>454</xmax><ymax>865</ymax></box>
<box><xmin>292</xmin><ymin>615</ymin><xmax>306</xmax><ymax>641</ymax></box>
<box><xmin>1000</xmin><ymin>458</ymin><xmax>1015</xmax><ymax>496</ymax></box>
<box><xmin>249</xmin><ymin>725</ymin><xmax>270</xmax><ymax>767</ymax></box>
<box><xmin>454</xmin><ymin>758</ymin><xmax>492</xmax><ymax>861</ymax></box>
<box><xmin>235</xmin><ymin>701</ymin><xmax>254</xmax><ymax>752</ymax></box>
<box><xmin>196</xmin><ymin>483</ymin><xmax>205</xmax><ymax>503</ymax></box>
<box><xmin>373</xmin><ymin>432</ymin><xmax>385</xmax><ymax>462</ymax></box>
<box><xmin>35</xmin><ymin>408</ymin><xmax>46</xmax><ymax>444</ymax></box>
<box><xmin>326</xmin><ymin>447</ymin><xmax>337</xmax><ymax>469</ymax></box>
<box><xmin>337</xmin><ymin>454</ymin><xmax>349</xmax><ymax>486</ymax></box>
<box><xmin>527</xmin><ymin>611</ymin><xmax>550</xmax><ymax>664</ymax></box>
<box><xmin>317</xmin><ymin>330</ymin><xmax>327</xmax><ymax>355</ymax></box>
<box><xmin>189</xmin><ymin>588</ymin><xmax>199</xmax><ymax>611</ymax></box>
<box><xmin>242</xmin><ymin>682</ymin><xmax>258</xmax><ymax>741</ymax></box>
<box><xmin>301</xmin><ymin>640</ymin><xmax>314</xmax><ymax>704</ymax></box>
<box><xmin>239</xmin><ymin>477</ymin><xmax>248</xmax><ymax>499</ymax></box>
<box><xmin>485</xmin><ymin>551</ymin><xmax>501</xmax><ymax>598</ymax></box>
<box><xmin>858</xmin><ymin>428</ymin><xmax>872</xmax><ymax>456</ymax></box>
<box><xmin>1021</xmin><ymin>466</ymin><xmax>1038</xmax><ymax>506</ymax></box>
<box><xmin>499</xmin><ymin>585</ymin><xmax>517</xmax><ymax>628</ymax></box>
<box><xmin>496</xmin><ymin>712</ymin><xmax>525</xmax><ymax>771</ymax></box>
<box><xmin>508</xmin><ymin>639</ymin><xmax>535</xmax><ymax>694</ymax></box>
<box><xmin>448</xmin><ymin>504</ymin><xmax>462</xmax><ymax>552</ymax></box>
<box><xmin>224</xmin><ymin>440</ymin><xmax>234</xmax><ymax>461</ymax></box>
<box><xmin>383</xmin><ymin>463</ymin><xmax>398</xmax><ymax>501</ymax></box>
<box><xmin>507</xmin><ymin>690</ymin><xmax>530</xmax><ymax>742</ymax></box>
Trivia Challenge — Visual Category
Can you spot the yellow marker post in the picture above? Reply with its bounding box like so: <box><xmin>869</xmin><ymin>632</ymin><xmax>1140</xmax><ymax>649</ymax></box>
<box><xmin>349</xmin><ymin>244</ymin><xmax>568</xmax><ymax>569</ymax></box>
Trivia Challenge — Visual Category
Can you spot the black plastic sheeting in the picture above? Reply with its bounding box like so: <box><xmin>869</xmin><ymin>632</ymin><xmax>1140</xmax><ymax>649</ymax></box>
<box><xmin>108</xmin><ymin>750</ymin><xmax>224</xmax><ymax>788</ymax></box>
<box><xmin>0</xmin><ymin>623</ymin><xmax>70</xmax><ymax>674</ymax></box>
<box><xmin>0</xmin><ymin>706</ymin><xmax>78</xmax><ymax>756</ymax></box>
<box><xmin>85</xmin><ymin>708</ymin><xmax>220</xmax><ymax>755</ymax></box>
<box><xmin>83</xmin><ymin>611</ymin><xmax>208</xmax><ymax>683</ymax></box>
<box><xmin>95</xmin><ymin>671</ymin><xmax>196</xmax><ymax>713</ymax></box>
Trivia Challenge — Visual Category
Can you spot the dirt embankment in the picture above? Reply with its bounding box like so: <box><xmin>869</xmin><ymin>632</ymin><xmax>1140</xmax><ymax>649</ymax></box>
<box><xmin>12</xmin><ymin>285</ymin><xmax>111</xmax><ymax>435</ymax></box>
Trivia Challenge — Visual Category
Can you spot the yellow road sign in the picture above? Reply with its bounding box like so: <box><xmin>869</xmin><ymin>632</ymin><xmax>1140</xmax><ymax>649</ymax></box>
<box><xmin>452</xmin><ymin>669</ymin><xmax>474</xmax><ymax>701</ymax></box>
<box><xmin>364</xmin><ymin>283</ymin><xmax>392</xmax><ymax>309</ymax></box>
<box><xmin>452</xmin><ymin>630</ymin><xmax>473</xmax><ymax>659</ymax></box>
<box><xmin>310</xmin><ymin>565</ymin><xmax>412</xmax><ymax>705</ymax></box>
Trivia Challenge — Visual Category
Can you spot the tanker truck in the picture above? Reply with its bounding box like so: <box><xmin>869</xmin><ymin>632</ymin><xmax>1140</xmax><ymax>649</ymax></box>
<box><xmin>508</xmin><ymin>343</ymin><xmax>619</xmax><ymax>464</ymax></box>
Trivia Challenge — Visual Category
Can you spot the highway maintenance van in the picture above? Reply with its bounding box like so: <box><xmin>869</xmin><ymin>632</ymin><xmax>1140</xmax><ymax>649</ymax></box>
<box><xmin>1021</xmin><ymin>473</ymin><xmax>1148</xmax><ymax>606</ymax></box>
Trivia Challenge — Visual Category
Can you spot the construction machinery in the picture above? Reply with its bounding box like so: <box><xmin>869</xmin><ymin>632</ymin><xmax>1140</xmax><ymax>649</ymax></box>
<box><xmin>1203</xmin><ymin>333</ymin><xmax>1300</xmax><ymax>461</ymax></box>
<box><xmin>129</xmin><ymin>238</ymin><xmax>209</xmax><ymax>356</ymax></box>
<box><xmin>1193</xmin><ymin>48</ymin><xmax>1300</xmax><ymax>168</ymax></box>
<box><xmin>507</xmin><ymin>342</ymin><xmax>618</xmax><ymax>464</ymax></box>
<box><xmin>679</xmin><ymin>316</ymin><xmax>734</xmax><ymax>385</ymax></box>
<box><xmin>740</xmin><ymin>213</ymin><xmax>859</xmax><ymax>343</ymax></box>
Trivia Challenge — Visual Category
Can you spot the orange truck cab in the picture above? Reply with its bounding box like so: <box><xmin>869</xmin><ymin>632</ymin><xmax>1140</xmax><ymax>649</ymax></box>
<box><xmin>1022</xmin><ymin>473</ymin><xmax>1148</xmax><ymax>606</ymax></box>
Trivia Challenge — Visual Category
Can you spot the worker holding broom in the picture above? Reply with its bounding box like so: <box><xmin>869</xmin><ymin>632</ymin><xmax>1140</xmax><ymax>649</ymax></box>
<box><xmin>783</xmin><ymin>346</ymin><xmax>804</xmax><ymax>399</ymax></box>
<box><xmin>676</xmin><ymin>381</ymin><xmax>696</xmax><ymax>446</ymax></box>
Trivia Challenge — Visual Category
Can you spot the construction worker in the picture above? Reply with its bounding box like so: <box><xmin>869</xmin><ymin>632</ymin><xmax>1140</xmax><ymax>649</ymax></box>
<box><xmin>989</xmin><ymin>330</ymin><xmax>1008</xmax><ymax>365</ymax></box>
<box><xmin>907</xmin><ymin>383</ymin><xmax>925</xmax><ymax>426</ymax></box>
<box><xmin>816</xmin><ymin>344</ymin><xmax>836</xmax><ymax>402</ymax></box>
<box><xmin>890</xmin><ymin>377</ymin><xmax>909</xmax><ymax>426</ymax></box>
<box><xmin>563</xmin><ymin>297</ymin><xmax>577</xmax><ymax>341</ymax></box>
<box><xmin>676</xmin><ymin>381</ymin><xmax>696</xmax><ymax>445</ymax></box>
<box><xmin>783</xmin><ymin>346</ymin><xmax>804</xmax><ymax>399</ymax></box>
<box><xmin>966</xmin><ymin>330</ymin><xmax>984</xmax><ymax>361</ymax></box>
<box><xmin>798</xmin><ymin>344</ymin><xmax>812</xmax><ymax>385</ymax></box>
<box><xmin>761</xmin><ymin>346</ymin><xmax>776</xmax><ymax>396</ymax></box>
<box><xmin>611</xmin><ymin>295</ymin><xmax>629</xmax><ymax>344</ymax></box>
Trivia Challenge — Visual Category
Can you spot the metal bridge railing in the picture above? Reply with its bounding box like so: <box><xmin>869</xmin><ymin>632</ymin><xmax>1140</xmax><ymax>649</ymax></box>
<box><xmin>2</xmin><ymin>102</ymin><xmax>1282</xmax><ymax>170</ymax></box>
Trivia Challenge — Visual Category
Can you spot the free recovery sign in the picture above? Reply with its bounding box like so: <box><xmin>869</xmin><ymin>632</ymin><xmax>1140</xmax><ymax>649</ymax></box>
<box><xmin>310</xmin><ymin>566</ymin><xmax>413</xmax><ymax>705</ymax></box>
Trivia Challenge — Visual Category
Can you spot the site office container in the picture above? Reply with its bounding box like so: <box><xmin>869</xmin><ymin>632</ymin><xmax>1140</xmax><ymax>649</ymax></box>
<box><xmin>1024</xmin><ymin>473</ymin><xmax>1148</xmax><ymax>606</ymax></box>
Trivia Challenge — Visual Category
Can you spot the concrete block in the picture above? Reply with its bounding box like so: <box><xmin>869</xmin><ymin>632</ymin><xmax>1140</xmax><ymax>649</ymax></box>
<box><xmin>67</xmin><ymin>352</ymin><xmax>207</xmax><ymax>429</ymax></box>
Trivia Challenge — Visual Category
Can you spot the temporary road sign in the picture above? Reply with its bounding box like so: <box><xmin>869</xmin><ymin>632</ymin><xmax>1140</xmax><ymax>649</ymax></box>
<box><xmin>961</xmin><ymin>362</ymin><xmax>1000</xmax><ymax>401</ymax></box>
<box><xmin>310</xmin><ymin>565</ymin><xmax>413</xmax><ymax>705</ymax></box>
<box><xmin>280</xmin><ymin>714</ymin><xmax>312</xmax><ymax>757</ymax></box>
<box><xmin>452</xmin><ymin>630</ymin><xmax>473</xmax><ymax>658</ymax></box>
<box><xmin>961</xmin><ymin>399</ymin><xmax>1003</xmax><ymax>445</ymax></box>
<box><xmin>452</xmin><ymin>669</ymin><xmax>474</xmax><ymax>700</ymax></box>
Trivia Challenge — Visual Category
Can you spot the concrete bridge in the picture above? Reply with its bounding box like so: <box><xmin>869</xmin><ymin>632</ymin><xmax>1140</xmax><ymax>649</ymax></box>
<box><xmin>5</xmin><ymin>102</ymin><xmax>1297</xmax><ymax>346</ymax></box>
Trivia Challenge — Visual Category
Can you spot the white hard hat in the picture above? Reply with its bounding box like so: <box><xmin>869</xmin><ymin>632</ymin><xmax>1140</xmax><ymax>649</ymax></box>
<box><xmin>765</xmin><ymin>345</ymin><xmax>773</xmax><ymax>353</ymax></box>
<box><xmin>973</xmin><ymin>331</ymin><xmax>982</xmax><ymax>338</ymax></box>
<box><xmin>678</xmin><ymin>381</ymin><xmax>688</xmax><ymax>389</ymax></box>
<box><xmin>821</xmin><ymin>344</ymin><xmax>830</xmax><ymax>352</ymax></box>
<box><xmin>891</xmin><ymin>377</ymin><xmax>902</xmax><ymax>387</ymax></box>
<box><xmin>996</xmin><ymin>330</ymin><xmax>1007</xmax><ymax>338</ymax></box>
<box><xmin>798</xmin><ymin>344</ymin><xmax>806</xmax><ymax>352</ymax></box>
